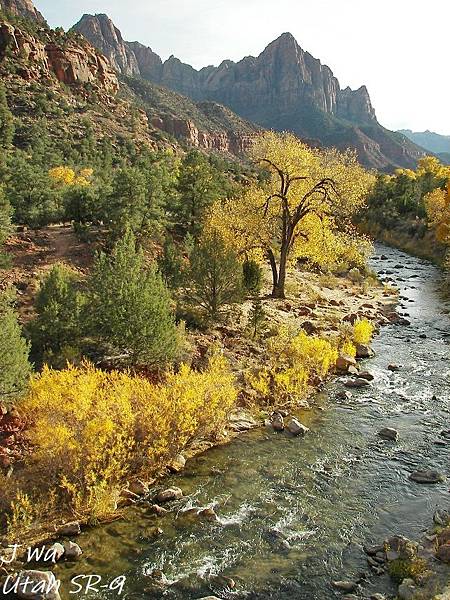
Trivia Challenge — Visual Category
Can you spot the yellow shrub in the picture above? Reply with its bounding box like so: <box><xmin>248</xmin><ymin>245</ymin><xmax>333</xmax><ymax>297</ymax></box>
<box><xmin>341</xmin><ymin>340</ymin><xmax>357</xmax><ymax>358</ymax></box>
<box><xmin>247</xmin><ymin>327</ymin><xmax>338</xmax><ymax>405</ymax></box>
<box><xmin>353</xmin><ymin>318</ymin><xmax>374</xmax><ymax>345</ymax></box>
<box><xmin>17</xmin><ymin>354</ymin><xmax>236</xmax><ymax>522</ymax></box>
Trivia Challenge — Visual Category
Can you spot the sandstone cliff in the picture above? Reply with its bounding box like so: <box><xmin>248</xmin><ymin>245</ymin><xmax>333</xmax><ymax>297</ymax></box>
<box><xmin>0</xmin><ymin>20</ymin><xmax>119</xmax><ymax>95</ymax></box>
<box><xmin>0</xmin><ymin>0</ymin><xmax>46</xmax><ymax>25</ymax></box>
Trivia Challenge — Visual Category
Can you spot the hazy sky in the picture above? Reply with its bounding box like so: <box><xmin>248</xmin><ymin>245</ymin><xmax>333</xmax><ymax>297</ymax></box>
<box><xmin>34</xmin><ymin>0</ymin><xmax>450</xmax><ymax>135</ymax></box>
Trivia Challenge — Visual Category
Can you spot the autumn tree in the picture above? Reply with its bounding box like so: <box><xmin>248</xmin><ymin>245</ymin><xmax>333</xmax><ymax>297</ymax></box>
<box><xmin>425</xmin><ymin>181</ymin><xmax>450</xmax><ymax>264</ymax></box>
<box><xmin>209</xmin><ymin>132</ymin><xmax>374</xmax><ymax>298</ymax></box>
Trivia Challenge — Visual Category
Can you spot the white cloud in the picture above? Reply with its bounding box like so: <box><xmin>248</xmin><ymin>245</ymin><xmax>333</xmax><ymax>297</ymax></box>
<box><xmin>35</xmin><ymin>0</ymin><xmax>450</xmax><ymax>134</ymax></box>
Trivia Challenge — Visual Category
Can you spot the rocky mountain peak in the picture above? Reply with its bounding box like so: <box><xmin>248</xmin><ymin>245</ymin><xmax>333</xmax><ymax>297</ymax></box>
<box><xmin>0</xmin><ymin>0</ymin><xmax>47</xmax><ymax>25</ymax></box>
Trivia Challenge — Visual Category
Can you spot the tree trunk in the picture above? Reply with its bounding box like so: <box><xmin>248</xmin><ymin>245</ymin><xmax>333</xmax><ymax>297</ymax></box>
<box><xmin>271</xmin><ymin>242</ymin><xmax>288</xmax><ymax>299</ymax></box>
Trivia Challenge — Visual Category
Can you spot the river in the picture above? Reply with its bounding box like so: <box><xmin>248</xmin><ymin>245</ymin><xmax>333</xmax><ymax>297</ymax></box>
<box><xmin>57</xmin><ymin>245</ymin><xmax>449</xmax><ymax>600</ymax></box>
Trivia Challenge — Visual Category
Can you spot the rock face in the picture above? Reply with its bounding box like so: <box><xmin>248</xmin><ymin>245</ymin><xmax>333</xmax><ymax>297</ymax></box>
<box><xmin>73</xmin><ymin>17</ymin><xmax>426</xmax><ymax>170</ymax></box>
<box><xmin>0</xmin><ymin>0</ymin><xmax>47</xmax><ymax>25</ymax></box>
<box><xmin>0</xmin><ymin>20</ymin><xmax>119</xmax><ymax>95</ymax></box>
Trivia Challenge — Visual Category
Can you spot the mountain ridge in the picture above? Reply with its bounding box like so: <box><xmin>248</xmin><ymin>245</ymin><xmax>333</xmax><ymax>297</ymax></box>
<box><xmin>72</xmin><ymin>13</ymin><xmax>427</xmax><ymax>171</ymax></box>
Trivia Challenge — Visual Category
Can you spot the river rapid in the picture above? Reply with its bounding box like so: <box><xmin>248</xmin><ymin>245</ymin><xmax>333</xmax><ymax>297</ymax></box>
<box><xmin>58</xmin><ymin>245</ymin><xmax>450</xmax><ymax>600</ymax></box>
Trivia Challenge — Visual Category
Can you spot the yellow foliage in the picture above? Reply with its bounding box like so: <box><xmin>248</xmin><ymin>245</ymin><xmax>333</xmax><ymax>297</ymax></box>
<box><xmin>341</xmin><ymin>340</ymin><xmax>357</xmax><ymax>358</ymax></box>
<box><xmin>425</xmin><ymin>182</ymin><xmax>450</xmax><ymax>246</ymax></box>
<box><xmin>6</xmin><ymin>491</ymin><xmax>34</xmax><ymax>540</ymax></box>
<box><xmin>17</xmin><ymin>354</ymin><xmax>236</xmax><ymax>521</ymax></box>
<box><xmin>353</xmin><ymin>318</ymin><xmax>374</xmax><ymax>345</ymax></box>
<box><xmin>49</xmin><ymin>166</ymin><xmax>92</xmax><ymax>187</ymax></box>
<box><xmin>246</xmin><ymin>327</ymin><xmax>338</xmax><ymax>405</ymax></box>
<box><xmin>207</xmin><ymin>131</ymin><xmax>375</xmax><ymax>293</ymax></box>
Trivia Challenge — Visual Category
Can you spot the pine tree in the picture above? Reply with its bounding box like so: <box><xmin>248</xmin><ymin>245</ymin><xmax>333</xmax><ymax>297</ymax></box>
<box><xmin>249</xmin><ymin>296</ymin><xmax>266</xmax><ymax>338</ymax></box>
<box><xmin>189</xmin><ymin>232</ymin><xmax>243</xmax><ymax>321</ymax></box>
<box><xmin>243</xmin><ymin>259</ymin><xmax>263</xmax><ymax>294</ymax></box>
<box><xmin>0</xmin><ymin>82</ymin><xmax>14</xmax><ymax>153</ymax></box>
<box><xmin>88</xmin><ymin>230</ymin><xmax>179</xmax><ymax>366</ymax></box>
<box><xmin>0</xmin><ymin>187</ymin><xmax>12</xmax><ymax>268</ymax></box>
<box><xmin>28</xmin><ymin>263</ymin><xmax>84</xmax><ymax>365</ymax></box>
<box><xmin>0</xmin><ymin>289</ymin><xmax>32</xmax><ymax>406</ymax></box>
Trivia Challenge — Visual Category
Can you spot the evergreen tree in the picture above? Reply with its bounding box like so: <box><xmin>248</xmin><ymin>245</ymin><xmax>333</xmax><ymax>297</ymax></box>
<box><xmin>189</xmin><ymin>231</ymin><xmax>244</xmax><ymax>321</ymax></box>
<box><xmin>176</xmin><ymin>150</ymin><xmax>224</xmax><ymax>238</ymax></box>
<box><xmin>158</xmin><ymin>236</ymin><xmax>186</xmax><ymax>290</ymax></box>
<box><xmin>28</xmin><ymin>264</ymin><xmax>85</xmax><ymax>365</ymax></box>
<box><xmin>0</xmin><ymin>289</ymin><xmax>32</xmax><ymax>405</ymax></box>
<box><xmin>0</xmin><ymin>187</ymin><xmax>12</xmax><ymax>268</ymax></box>
<box><xmin>0</xmin><ymin>83</ymin><xmax>14</xmax><ymax>152</ymax></box>
<box><xmin>88</xmin><ymin>230</ymin><xmax>179</xmax><ymax>366</ymax></box>
<box><xmin>249</xmin><ymin>296</ymin><xmax>266</xmax><ymax>338</ymax></box>
<box><xmin>243</xmin><ymin>259</ymin><xmax>263</xmax><ymax>294</ymax></box>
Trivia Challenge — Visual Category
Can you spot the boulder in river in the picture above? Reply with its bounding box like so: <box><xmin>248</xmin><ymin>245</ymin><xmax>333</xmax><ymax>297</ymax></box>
<box><xmin>156</xmin><ymin>487</ymin><xmax>183</xmax><ymax>502</ymax></box>
<box><xmin>169</xmin><ymin>454</ymin><xmax>186</xmax><ymax>473</ymax></box>
<box><xmin>271</xmin><ymin>413</ymin><xmax>285</xmax><ymax>432</ymax></box>
<box><xmin>398</xmin><ymin>578</ymin><xmax>416</xmax><ymax>600</ymax></box>
<box><xmin>332</xmin><ymin>580</ymin><xmax>358</xmax><ymax>592</ymax></box>
<box><xmin>286</xmin><ymin>418</ymin><xmax>309</xmax><ymax>436</ymax></box>
<box><xmin>388</xmin><ymin>364</ymin><xmax>401</xmax><ymax>372</ymax></box>
<box><xmin>409</xmin><ymin>470</ymin><xmax>445</xmax><ymax>484</ymax></box>
<box><xmin>359</xmin><ymin>371</ymin><xmax>374</xmax><ymax>381</ymax></box>
<box><xmin>128</xmin><ymin>479</ymin><xmax>150</xmax><ymax>496</ymax></box>
<box><xmin>149</xmin><ymin>504</ymin><xmax>169</xmax><ymax>516</ymax></box>
<box><xmin>345</xmin><ymin>378</ymin><xmax>371</xmax><ymax>388</ymax></box>
<box><xmin>378</xmin><ymin>428</ymin><xmax>399</xmax><ymax>441</ymax></box>
<box><xmin>63</xmin><ymin>541</ymin><xmax>83</xmax><ymax>560</ymax></box>
<box><xmin>433</xmin><ymin>509</ymin><xmax>450</xmax><ymax>526</ymax></box>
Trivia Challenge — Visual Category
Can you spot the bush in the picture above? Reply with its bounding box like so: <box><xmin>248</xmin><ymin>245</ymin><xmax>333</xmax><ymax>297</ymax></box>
<box><xmin>88</xmin><ymin>230</ymin><xmax>180</xmax><ymax>367</ymax></box>
<box><xmin>243</xmin><ymin>259</ymin><xmax>263</xmax><ymax>293</ymax></box>
<box><xmin>28</xmin><ymin>264</ymin><xmax>85</xmax><ymax>367</ymax></box>
<box><xmin>353</xmin><ymin>318</ymin><xmax>374</xmax><ymax>345</ymax></box>
<box><xmin>246</xmin><ymin>327</ymin><xmax>338</xmax><ymax>405</ymax></box>
<box><xmin>15</xmin><ymin>354</ymin><xmax>236</xmax><ymax>523</ymax></box>
<box><xmin>0</xmin><ymin>289</ymin><xmax>32</xmax><ymax>406</ymax></box>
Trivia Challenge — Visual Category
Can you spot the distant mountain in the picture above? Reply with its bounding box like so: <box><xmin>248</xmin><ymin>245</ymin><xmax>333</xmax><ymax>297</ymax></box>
<box><xmin>0</xmin><ymin>0</ymin><xmax>47</xmax><ymax>25</ymax></box>
<box><xmin>73</xmin><ymin>14</ymin><xmax>427</xmax><ymax>171</ymax></box>
<box><xmin>399</xmin><ymin>129</ymin><xmax>450</xmax><ymax>156</ymax></box>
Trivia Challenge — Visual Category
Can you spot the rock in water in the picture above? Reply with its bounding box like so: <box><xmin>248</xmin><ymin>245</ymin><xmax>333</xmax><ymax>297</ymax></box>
<box><xmin>409</xmin><ymin>470</ymin><xmax>445</xmax><ymax>484</ymax></box>
<box><xmin>156</xmin><ymin>487</ymin><xmax>183</xmax><ymax>502</ymax></box>
<box><xmin>332</xmin><ymin>580</ymin><xmax>358</xmax><ymax>592</ymax></box>
<box><xmin>286</xmin><ymin>418</ymin><xmax>309</xmax><ymax>436</ymax></box>
<box><xmin>378</xmin><ymin>427</ymin><xmax>399</xmax><ymax>441</ymax></box>
<box><xmin>356</xmin><ymin>344</ymin><xmax>374</xmax><ymax>359</ymax></box>
<box><xmin>345</xmin><ymin>378</ymin><xmax>370</xmax><ymax>388</ymax></box>
<box><xmin>63</xmin><ymin>541</ymin><xmax>83</xmax><ymax>560</ymax></box>
<box><xmin>336</xmin><ymin>354</ymin><xmax>357</xmax><ymax>373</ymax></box>
<box><xmin>169</xmin><ymin>454</ymin><xmax>186</xmax><ymax>473</ymax></box>
<box><xmin>271</xmin><ymin>413</ymin><xmax>285</xmax><ymax>431</ymax></box>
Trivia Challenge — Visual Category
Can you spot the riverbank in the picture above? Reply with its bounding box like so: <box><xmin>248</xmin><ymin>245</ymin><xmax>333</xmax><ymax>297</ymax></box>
<box><xmin>8</xmin><ymin>244</ymin><xmax>444</xmax><ymax>600</ymax></box>
<box><xmin>0</xmin><ymin>254</ymin><xmax>400</xmax><ymax>570</ymax></box>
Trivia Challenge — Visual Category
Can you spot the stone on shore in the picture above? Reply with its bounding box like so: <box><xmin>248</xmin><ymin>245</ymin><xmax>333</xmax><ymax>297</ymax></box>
<box><xmin>169</xmin><ymin>454</ymin><xmax>186</xmax><ymax>473</ymax></box>
<box><xmin>356</xmin><ymin>343</ymin><xmax>374</xmax><ymax>359</ymax></box>
<box><xmin>398</xmin><ymin>578</ymin><xmax>416</xmax><ymax>600</ymax></box>
<box><xmin>57</xmin><ymin>521</ymin><xmax>80</xmax><ymax>536</ymax></box>
<box><xmin>336</xmin><ymin>355</ymin><xmax>357</xmax><ymax>373</ymax></box>
<box><xmin>271</xmin><ymin>413</ymin><xmax>285</xmax><ymax>432</ymax></box>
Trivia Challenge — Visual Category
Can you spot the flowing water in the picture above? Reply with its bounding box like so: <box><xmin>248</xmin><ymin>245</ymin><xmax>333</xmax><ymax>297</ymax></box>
<box><xmin>57</xmin><ymin>246</ymin><xmax>449</xmax><ymax>600</ymax></box>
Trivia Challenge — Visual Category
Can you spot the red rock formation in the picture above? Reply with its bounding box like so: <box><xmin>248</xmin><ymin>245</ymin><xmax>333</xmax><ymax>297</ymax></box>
<box><xmin>0</xmin><ymin>20</ymin><xmax>118</xmax><ymax>95</ymax></box>
<box><xmin>0</xmin><ymin>0</ymin><xmax>47</xmax><ymax>25</ymax></box>
<box><xmin>150</xmin><ymin>115</ymin><xmax>254</xmax><ymax>155</ymax></box>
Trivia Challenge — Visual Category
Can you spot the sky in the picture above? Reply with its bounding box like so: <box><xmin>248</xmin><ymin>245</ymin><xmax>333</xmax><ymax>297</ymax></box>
<box><xmin>34</xmin><ymin>0</ymin><xmax>450</xmax><ymax>135</ymax></box>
